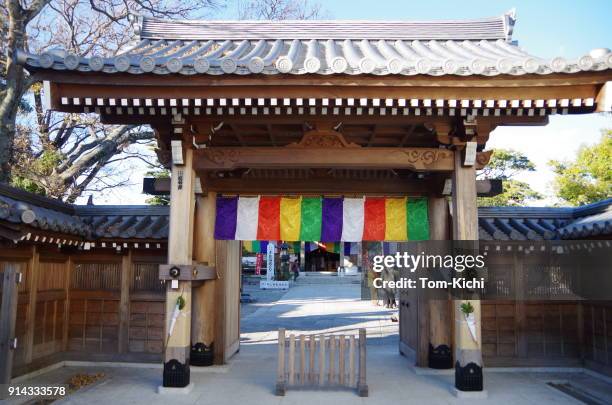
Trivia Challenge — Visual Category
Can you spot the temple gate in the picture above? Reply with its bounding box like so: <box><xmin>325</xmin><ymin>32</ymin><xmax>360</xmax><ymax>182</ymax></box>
<box><xmin>11</xmin><ymin>9</ymin><xmax>612</xmax><ymax>394</ymax></box>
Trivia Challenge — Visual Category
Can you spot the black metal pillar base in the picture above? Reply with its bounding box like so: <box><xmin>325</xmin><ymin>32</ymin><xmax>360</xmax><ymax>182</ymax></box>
<box><xmin>357</xmin><ymin>383</ymin><xmax>369</xmax><ymax>397</ymax></box>
<box><xmin>163</xmin><ymin>359</ymin><xmax>190</xmax><ymax>388</ymax></box>
<box><xmin>190</xmin><ymin>342</ymin><xmax>214</xmax><ymax>367</ymax></box>
<box><xmin>454</xmin><ymin>361</ymin><xmax>483</xmax><ymax>391</ymax></box>
<box><xmin>428</xmin><ymin>344</ymin><xmax>453</xmax><ymax>369</ymax></box>
<box><xmin>275</xmin><ymin>382</ymin><xmax>286</xmax><ymax>396</ymax></box>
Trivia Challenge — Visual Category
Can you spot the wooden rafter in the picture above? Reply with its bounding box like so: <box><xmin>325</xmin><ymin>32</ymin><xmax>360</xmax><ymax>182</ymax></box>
<box><xmin>399</xmin><ymin>125</ymin><xmax>418</xmax><ymax>147</ymax></box>
<box><xmin>227</xmin><ymin>124</ymin><xmax>246</xmax><ymax>146</ymax></box>
<box><xmin>366</xmin><ymin>125</ymin><xmax>378</xmax><ymax>147</ymax></box>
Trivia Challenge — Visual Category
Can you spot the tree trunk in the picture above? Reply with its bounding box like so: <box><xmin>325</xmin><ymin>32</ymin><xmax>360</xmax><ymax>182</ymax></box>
<box><xmin>1</xmin><ymin>0</ymin><xmax>51</xmax><ymax>183</ymax></box>
<box><xmin>0</xmin><ymin>3</ymin><xmax>27</xmax><ymax>183</ymax></box>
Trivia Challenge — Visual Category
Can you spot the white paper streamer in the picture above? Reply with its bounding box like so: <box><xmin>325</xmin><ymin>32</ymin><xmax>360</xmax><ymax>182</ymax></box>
<box><xmin>168</xmin><ymin>302</ymin><xmax>181</xmax><ymax>338</ymax></box>
<box><xmin>465</xmin><ymin>313</ymin><xmax>477</xmax><ymax>342</ymax></box>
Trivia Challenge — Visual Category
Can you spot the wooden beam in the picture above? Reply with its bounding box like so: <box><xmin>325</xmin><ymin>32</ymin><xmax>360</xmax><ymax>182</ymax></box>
<box><xmin>0</xmin><ymin>264</ymin><xmax>20</xmax><ymax>384</ymax></box>
<box><xmin>118</xmin><ymin>249</ymin><xmax>132</xmax><ymax>353</ymax></box>
<box><xmin>42</xmin><ymin>69</ymin><xmax>612</xmax><ymax>95</ymax></box>
<box><xmin>201</xmin><ymin>176</ymin><xmax>434</xmax><ymax>196</ymax></box>
<box><xmin>190</xmin><ymin>114</ymin><xmax>547</xmax><ymax>127</ymax></box>
<box><xmin>159</xmin><ymin>264</ymin><xmax>216</xmax><ymax>281</ymax></box>
<box><xmin>146</xmin><ymin>176</ymin><xmax>502</xmax><ymax>197</ymax></box>
<box><xmin>194</xmin><ymin>147</ymin><xmax>485</xmax><ymax>172</ymax></box>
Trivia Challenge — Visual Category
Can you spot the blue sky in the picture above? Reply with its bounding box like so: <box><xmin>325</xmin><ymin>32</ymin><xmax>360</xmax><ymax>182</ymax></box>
<box><xmin>92</xmin><ymin>1</ymin><xmax>611</xmax><ymax>205</ymax></box>
<box><xmin>318</xmin><ymin>0</ymin><xmax>611</xmax><ymax>58</ymax></box>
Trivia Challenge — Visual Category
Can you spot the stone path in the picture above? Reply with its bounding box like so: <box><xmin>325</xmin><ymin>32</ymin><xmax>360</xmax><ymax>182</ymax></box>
<box><xmin>241</xmin><ymin>282</ymin><xmax>398</xmax><ymax>346</ymax></box>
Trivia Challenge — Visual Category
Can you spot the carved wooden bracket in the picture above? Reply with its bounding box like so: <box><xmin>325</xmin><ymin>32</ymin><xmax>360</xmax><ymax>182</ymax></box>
<box><xmin>287</xmin><ymin>124</ymin><xmax>360</xmax><ymax>148</ymax></box>
<box><xmin>432</xmin><ymin>119</ymin><xmax>494</xmax><ymax>146</ymax></box>
<box><xmin>476</xmin><ymin>150</ymin><xmax>493</xmax><ymax>167</ymax></box>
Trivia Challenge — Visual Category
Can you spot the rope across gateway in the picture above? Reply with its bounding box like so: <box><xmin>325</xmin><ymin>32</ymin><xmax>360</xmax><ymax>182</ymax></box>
<box><xmin>213</xmin><ymin>196</ymin><xmax>429</xmax><ymax>242</ymax></box>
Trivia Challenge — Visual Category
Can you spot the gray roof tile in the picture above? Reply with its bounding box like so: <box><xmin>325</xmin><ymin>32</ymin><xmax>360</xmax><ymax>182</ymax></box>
<box><xmin>16</xmin><ymin>11</ymin><xmax>612</xmax><ymax>77</ymax></box>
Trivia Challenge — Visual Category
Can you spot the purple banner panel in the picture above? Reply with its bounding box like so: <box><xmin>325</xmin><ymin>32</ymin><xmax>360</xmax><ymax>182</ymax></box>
<box><xmin>321</xmin><ymin>197</ymin><xmax>343</xmax><ymax>241</ymax></box>
<box><xmin>214</xmin><ymin>196</ymin><xmax>238</xmax><ymax>240</ymax></box>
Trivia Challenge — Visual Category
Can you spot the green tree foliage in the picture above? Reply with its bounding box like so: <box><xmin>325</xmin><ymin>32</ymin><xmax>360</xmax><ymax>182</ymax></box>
<box><xmin>549</xmin><ymin>130</ymin><xmax>612</xmax><ymax>206</ymax></box>
<box><xmin>144</xmin><ymin>169</ymin><xmax>170</xmax><ymax>206</ymax></box>
<box><xmin>477</xmin><ymin>149</ymin><xmax>542</xmax><ymax>206</ymax></box>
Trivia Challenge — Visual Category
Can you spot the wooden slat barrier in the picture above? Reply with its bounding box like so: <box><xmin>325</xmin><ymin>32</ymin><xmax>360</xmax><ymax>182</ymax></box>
<box><xmin>275</xmin><ymin>328</ymin><xmax>368</xmax><ymax>397</ymax></box>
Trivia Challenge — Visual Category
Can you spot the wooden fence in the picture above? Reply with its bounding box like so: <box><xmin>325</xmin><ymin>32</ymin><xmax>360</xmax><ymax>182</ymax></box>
<box><xmin>275</xmin><ymin>328</ymin><xmax>368</xmax><ymax>397</ymax></box>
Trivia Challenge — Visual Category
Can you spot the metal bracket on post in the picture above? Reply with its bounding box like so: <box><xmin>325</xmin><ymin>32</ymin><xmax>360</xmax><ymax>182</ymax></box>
<box><xmin>159</xmin><ymin>264</ymin><xmax>216</xmax><ymax>281</ymax></box>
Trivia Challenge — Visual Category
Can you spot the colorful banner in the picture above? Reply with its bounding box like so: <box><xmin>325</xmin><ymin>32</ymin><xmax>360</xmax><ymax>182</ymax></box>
<box><xmin>214</xmin><ymin>195</ymin><xmax>429</xmax><ymax>242</ymax></box>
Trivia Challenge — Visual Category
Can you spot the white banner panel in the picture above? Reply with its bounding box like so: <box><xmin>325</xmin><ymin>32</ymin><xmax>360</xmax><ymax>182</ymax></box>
<box><xmin>235</xmin><ymin>196</ymin><xmax>259</xmax><ymax>240</ymax></box>
<box><xmin>341</xmin><ymin>198</ymin><xmax>365</xmax><ymax>242</ymax></box>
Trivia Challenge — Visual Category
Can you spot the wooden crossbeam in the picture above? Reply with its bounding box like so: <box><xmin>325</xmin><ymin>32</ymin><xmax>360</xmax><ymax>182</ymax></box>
<box><xmin>193</xmin><ymin>147</ymin><xmax>489</xmax><ymax>172</ymax></box>
<box><xmin>143</xmin><ymin>176</ymin><xmax>502</xmax><ymax>197</ymax></box>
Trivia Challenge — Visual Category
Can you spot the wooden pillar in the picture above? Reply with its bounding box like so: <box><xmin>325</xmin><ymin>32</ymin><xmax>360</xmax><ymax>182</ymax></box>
<box><xmin>451</xmin><ymin>149</ymin><xmax>483</xmax><ymax>392</ymax></box>
<box><xmin>24</xmin><ymin>245</ymin><xmax>39</xmax><ymax>364</ymax></box>
<box><xmin>162</xmin><ymin>147</ymin><xmax>195</xmax><ymax>388</ymax></box>
<box><xmin>427</xmin><ymin>197</ymin><xmax>453</xmax><ymax>369</ymax></box>
<box><xmin>191</xmin><ymin>191</ymin><xmax>217</xmax><ymax>363</ymax></box>
<box><xmin>0</xmin><ymin>264</ymin><xmax>20</xmax><ymax>384</ymax></box>
<box><xmin>118</xmin><ymin>249</ymin><xmax>132</xmax><ymax>353</ymax></box>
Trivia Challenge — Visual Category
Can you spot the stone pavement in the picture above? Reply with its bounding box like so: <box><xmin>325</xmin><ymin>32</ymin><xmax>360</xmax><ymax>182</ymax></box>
<box><xmin>5</xmin><ymin>278</ymin><xmax>612</xmax><ymax>405</ymax></box>
<box><xmin>241</xmin><ymin>281</ymin><xmax>398</xmax><ymax>346</ymax></box>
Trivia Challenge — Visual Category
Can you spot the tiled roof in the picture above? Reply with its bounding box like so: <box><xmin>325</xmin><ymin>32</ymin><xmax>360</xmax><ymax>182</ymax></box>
<box><xmin>138</xmin><ymin>15</ymin><xmax>513</xmax><ymax>41</ymax></box>
<box><xmin>557</xmin><ymin>199</ymin><xmax>612</xmax><ymax>239</ymax></box>
<box><xmin>16</xmin><ymin>11</ymin><xmax>612</xmax><ymax>77</ymax></box>
<box><xmin>76</xmin><ymin>205</ymin><xmax>169</xmax><ymax>240</ymax></box>
<box><xmin>478</xmin><ymin>199</ymin><xmax>612</xmax><ymax>240</ymax></box>
<box><xmin>1</xmin><ymin>184</ymin><xmax>609</xmax><ymax>242</ymax></box>
<box><xmin>0</xmin><ymin>185</ymin><xmax>90</xmax><ymax>238</ymax></box>
<box><xmin>0</xmin><ymin>184</ymin><xmax>168</xmax><ymax>241</ymax></box>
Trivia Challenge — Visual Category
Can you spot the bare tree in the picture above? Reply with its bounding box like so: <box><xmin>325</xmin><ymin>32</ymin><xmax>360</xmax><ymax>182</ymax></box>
<box><xmin>236</xmin><ymin>0</ymin><xmax>326</xmax><ymax>20</ymax></box>
<box><xmin>0</xmin><ymin>0</ymin><xmax>221</xmax><ymax>197</ymax></box>
<box><xmin>3</xmin><ymin>0</ymin><xmax>326</xmax><ymax>202</ymax></box>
